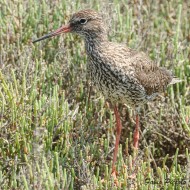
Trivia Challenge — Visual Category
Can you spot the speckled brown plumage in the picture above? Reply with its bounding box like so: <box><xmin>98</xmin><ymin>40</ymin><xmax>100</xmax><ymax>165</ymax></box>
<box><xmin>68</xmin><ymin>9</ymin><xmax>180</xmax><ymax>107</ymax></box>
<box><xmin>32</xmin><ymin>9</ymin><xmax>181</xmax><ymax>175</ymax></box>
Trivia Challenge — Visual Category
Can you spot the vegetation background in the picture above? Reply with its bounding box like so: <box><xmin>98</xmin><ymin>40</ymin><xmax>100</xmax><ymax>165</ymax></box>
<box><xmin>0</xmin><ymin>0</ymin><xmax>190</xmax><ymax>189</ymax></box>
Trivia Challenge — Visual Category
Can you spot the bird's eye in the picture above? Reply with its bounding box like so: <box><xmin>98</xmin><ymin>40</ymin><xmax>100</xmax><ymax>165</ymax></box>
<box><xmin>79</xmin><ymin>18</ymin><xmax>87</xmax><ymax>24</ymax></box>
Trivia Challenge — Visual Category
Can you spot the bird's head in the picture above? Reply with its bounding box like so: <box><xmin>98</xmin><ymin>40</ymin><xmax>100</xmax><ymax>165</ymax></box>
<box><xmin>32</xmin><ymin>9</ymin><xmax>107</xmax><ymax>43</ymax></box>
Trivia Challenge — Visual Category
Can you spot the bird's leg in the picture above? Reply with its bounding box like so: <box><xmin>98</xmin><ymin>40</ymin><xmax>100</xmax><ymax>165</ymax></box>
<box><xmin>87</xmin><ymin>81</ymin><xmax>92</xmax><ymax>107</ymax></box>
<box><xmin>112</xmin><ymin>105</ymin><xmax>122</xmax><ymax>174</ymax></box>
<box><xmin>127</xmin><ymin>114</ymin><xmax>140</xmax><ymax>179</ymax></box>
<box><xmin>133</xmin><ymin>114</ymin><xmax>140</xmax><ymax>149</ymax></box>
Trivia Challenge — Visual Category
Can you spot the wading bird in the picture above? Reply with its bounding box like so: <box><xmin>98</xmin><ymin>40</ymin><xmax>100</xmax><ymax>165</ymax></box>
<box><xmin>33</xmin><ymin>9</ymin><xmax>181</xmax><ymax>175</ymax></box>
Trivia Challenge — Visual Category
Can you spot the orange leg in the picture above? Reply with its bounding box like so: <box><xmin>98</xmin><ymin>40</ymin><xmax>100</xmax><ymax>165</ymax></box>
<box><xmin>133</xmin><ymin>114</ymin><xmax>140</xmax><ymax>149</ymax></box>
<box><xmin>112</xmin><ymin>105</ymin><xmax>122</xmax><ymax>173</ymax></box>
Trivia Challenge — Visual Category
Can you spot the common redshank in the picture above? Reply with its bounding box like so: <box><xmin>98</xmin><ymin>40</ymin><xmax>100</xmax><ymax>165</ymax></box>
<box><xmin>32</xmin><ymin>9</ymin><xmax>181</xmax><ymax>174</ymax></box>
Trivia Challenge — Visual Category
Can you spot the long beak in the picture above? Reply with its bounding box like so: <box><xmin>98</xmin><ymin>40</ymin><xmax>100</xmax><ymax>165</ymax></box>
<box><xmin>32</xmin><ymin>24</ymin><xmax>71</xmax><ymax>43</ymax></box>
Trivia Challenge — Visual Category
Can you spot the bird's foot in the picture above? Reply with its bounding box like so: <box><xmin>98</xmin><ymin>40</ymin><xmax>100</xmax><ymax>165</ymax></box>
<box><xmin>128</xmin><ymin>172</ymin><xmax>136</xmax><ymax>179</ymax></box>
<box><xmin>111</xmin><ymin>169</ymin><xmax>120</xmax><ymax>187</ymax></box>
<box><xmin>122</xmin><ymin>164</ymin><xmax>137</xmax><ymax>179</ymax></box>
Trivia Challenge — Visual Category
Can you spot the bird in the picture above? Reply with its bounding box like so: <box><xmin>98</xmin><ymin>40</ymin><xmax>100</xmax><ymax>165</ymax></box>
<box><xmin>32</xmin><ymin>9</ymin><xmax>181</xmax><ymax>175</ymax></box>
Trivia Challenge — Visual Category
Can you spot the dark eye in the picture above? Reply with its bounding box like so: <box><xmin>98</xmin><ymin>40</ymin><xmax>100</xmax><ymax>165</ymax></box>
<box><xmin>79</xmin><ymin>18</ymin><xmax>87</xmax><ymax>24</ymax></box>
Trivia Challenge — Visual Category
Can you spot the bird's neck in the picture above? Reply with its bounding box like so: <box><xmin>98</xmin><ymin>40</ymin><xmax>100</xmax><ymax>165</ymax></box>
<box><xmin>84</xmin><ymin>34</ymin><xmax>108</xmax><ymax>56</ymax></box>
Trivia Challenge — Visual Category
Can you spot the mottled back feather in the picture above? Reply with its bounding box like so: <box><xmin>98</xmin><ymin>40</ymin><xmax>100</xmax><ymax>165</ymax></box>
<box><xmin>131</xmin><ymin>52</ymin><xmax>173</xmax><ymax>95</ymax></box>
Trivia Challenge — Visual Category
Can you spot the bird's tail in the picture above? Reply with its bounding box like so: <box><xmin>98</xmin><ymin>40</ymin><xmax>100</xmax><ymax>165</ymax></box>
<box><xmin>170</xmin><ymin>77</ymin><xmax>183</xmax><ymax>85</ymax></box>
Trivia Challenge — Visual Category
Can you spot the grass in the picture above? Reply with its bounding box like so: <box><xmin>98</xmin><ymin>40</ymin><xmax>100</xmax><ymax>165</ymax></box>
<box><xmin>0</xmin><ymin>0</ymin><xmax>190</xmax><ymax>189</ymax></box>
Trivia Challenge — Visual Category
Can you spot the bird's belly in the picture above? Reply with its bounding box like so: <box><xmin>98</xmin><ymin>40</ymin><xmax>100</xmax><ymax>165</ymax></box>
<box><xmin>89</xmin><ymin>68</ymin><xmax>147</xmax><ymax>107</ymax></box>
